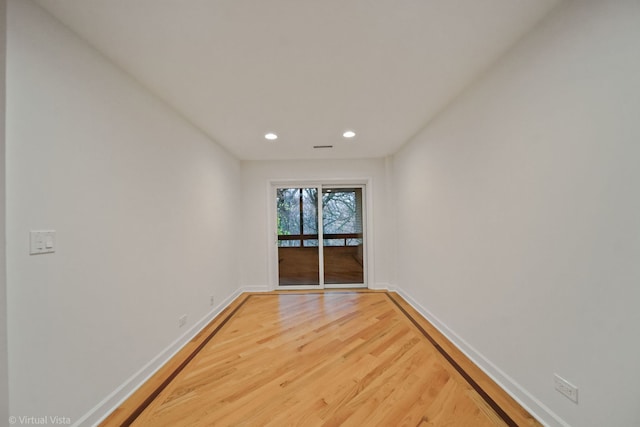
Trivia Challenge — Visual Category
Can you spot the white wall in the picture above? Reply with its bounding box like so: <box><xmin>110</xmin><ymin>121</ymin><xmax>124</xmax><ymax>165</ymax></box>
<box><xmin>6</xmin><ymin>0</ymin><xmax>240</xmax><ymax>424</ymax></box>
<box><xmin>0</xmin><ymin>0</ymin><xmax>9</xmax><ymax>422</ymax></box>
<box><xmin>392</xmin><ymin>1</ymin><xmax>640</xmax><ymax>426</ymax></box>
<box><xmin>241</xmin><ymin>158</ymin><xmax>393</xmax><ymax>290</ymax></box>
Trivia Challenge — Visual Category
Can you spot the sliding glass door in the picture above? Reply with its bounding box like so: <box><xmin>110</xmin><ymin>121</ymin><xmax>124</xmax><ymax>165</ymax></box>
<box><xmin>276</xmin><ymin>184</ymin><xmax>366</xmax><ymax>288</ymax></box>
<box><xmin>277</xmin><ymin>187</ymin><xmax>320</xmax><ymax>286</ymax></box>
<box><xmin>322</xmin><ymin>188</ymin><xmax>364</xmax><ymax>285</ymax></box>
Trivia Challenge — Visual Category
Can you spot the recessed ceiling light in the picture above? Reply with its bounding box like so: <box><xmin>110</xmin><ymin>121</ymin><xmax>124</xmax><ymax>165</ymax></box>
<box><xmin>264</xmin><ymin>132</ymin><xmax>278</xmax><ymax>140</ymax></box>
<box><xmin>343</xmin><ymin>130</ymin><xmax>356</xmax><ymax>138</ymax></box>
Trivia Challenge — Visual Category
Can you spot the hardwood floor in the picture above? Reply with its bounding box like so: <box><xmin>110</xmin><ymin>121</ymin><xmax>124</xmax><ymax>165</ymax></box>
<box><xmin>101</xmin><ymin>291</ymin><xmax>541</xmax><ymax>426</ymax></box>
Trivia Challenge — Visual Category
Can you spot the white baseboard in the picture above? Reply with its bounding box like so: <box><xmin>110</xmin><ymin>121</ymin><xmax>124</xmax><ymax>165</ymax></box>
<box><xmin>238</xmin><ymin>285</ymin><xmax>270</xmax><ymax>293</ymax></box>
<box><xmin>393</xmin><ymin>287</ymin><xmax>569</xmax><ymax>427</ymax></box>
<box><xmin>369</xmin><ymin>282</ymin><xmax>395</xmax><ymax>291</ymax></box>
<box><xmin>74</xmin><ymin>288</ymin><xmax>245</xmax><ymax>427</ymax></box>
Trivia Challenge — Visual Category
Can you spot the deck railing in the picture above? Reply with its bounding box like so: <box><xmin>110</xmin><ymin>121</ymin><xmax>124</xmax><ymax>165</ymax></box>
<box><xmin>278</xmin><ymin>233</ymin><xmax>363</xmax><ymax>247</ymax></box>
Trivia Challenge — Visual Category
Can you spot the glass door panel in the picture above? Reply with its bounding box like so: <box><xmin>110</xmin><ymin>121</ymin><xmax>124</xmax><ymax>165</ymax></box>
<box><xmin>277</xmin><ymin>188</ymin><xmax>320</xmax><ymax>286</ymax></box>
<box><xmin>322</xmin><ymin>188</ymin><xmax>364</xmax><ymax>285</ymax></box>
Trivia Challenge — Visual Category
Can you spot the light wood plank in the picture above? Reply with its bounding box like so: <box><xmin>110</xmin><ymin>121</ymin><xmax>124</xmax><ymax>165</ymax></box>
<box><xmin>101</xmin><ymin>291</ymin><xmax>541</xmax><ymax>427</ymax></box>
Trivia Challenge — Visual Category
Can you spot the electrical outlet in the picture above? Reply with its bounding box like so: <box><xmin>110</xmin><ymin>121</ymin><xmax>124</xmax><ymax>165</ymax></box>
<box><xmin>554</xmin><ymin>374</ymin><xmax>578</xmax><ymax>403</ymax></box>
<box><xmin>210</xmin><ymin>296</ymin><xmax>215</xmax><ymax>306</ymax></box>
<box><xmin>178</xmin><ymin>315</ymin><xmax>187</xmax><ymax>328</ymax></box>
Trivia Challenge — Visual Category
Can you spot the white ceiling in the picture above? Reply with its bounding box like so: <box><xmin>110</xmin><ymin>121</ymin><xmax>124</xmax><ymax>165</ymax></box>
<box><xmin>35</xmin><ymin>0</ymin><xmax>561</xmax><ymax>160</ymax></box>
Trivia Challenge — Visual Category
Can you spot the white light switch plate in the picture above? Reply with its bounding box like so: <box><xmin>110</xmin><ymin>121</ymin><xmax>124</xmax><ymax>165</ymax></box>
<box><xmin>30</xmin><ymin>230</ymin><xmax>56</xmax><ymax>255</ymax></box>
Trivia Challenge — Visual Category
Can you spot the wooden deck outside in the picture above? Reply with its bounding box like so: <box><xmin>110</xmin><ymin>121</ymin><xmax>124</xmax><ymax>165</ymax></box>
<box><xmin>278</xmin><ymin>246</ymin><xmax>364</xmax><ymax>285</ymax></box>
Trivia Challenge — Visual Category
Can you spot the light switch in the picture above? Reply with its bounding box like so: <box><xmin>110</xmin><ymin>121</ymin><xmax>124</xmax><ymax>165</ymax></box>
<box><xmin>30</xmin><ymin>230</ymin><xmax>56</xmax><ymax>255</ymax></box>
